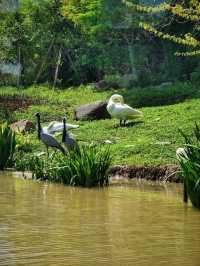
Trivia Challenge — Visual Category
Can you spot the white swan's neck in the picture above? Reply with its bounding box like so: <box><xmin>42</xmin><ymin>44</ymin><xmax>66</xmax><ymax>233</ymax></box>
<box><xmin>108</xmin><ymin>100</ymin><xmax>115</xmax><ymax>107</ymax></box>
<box><xmin>108</xmin><ymin>99</ymin><xmax>114</xmax><ymax>104</ymax></box>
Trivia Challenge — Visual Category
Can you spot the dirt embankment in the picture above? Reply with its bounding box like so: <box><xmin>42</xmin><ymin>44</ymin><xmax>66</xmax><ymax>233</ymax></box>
<box><xmin>110</xmin><ymin>165</ymin><xmax>181</xmax><ymax>183</ymax></box>
<box><xmin>0</xmin><ymin>95</ymin><xmax>42</xmax><ymax>112</ymax></box>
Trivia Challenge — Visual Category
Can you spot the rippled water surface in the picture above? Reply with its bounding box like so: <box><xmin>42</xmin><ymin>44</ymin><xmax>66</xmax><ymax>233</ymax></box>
<box><xmin>0</xmin><ymin>172</ymin><xmax>200</xmax><ymax>266</ymax></box>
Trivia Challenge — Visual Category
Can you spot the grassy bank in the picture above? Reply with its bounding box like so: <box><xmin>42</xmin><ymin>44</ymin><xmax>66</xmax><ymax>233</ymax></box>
<box><xmin>0</xmin><ymin>83</ymin><xmax>200</xmax><ymax>166</ymax></box>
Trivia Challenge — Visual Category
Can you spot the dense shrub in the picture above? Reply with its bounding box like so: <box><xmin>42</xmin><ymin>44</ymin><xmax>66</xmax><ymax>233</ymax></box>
<box><xmin>191</xmin><ymin>65</ymin><xmax>200</xmax><ymax>85</ymax></box>
<box><xmin>0</xmin><ymin>106</ymin><xmax>15</xmax><ymax>123</ymax></box>
<box><xmin>0</xmin><ymin>123</ymin><xmax>16</xmax><ymax>170</ymax></box>
<box><xmin>122</xmin><ymin>82</ymin><xmax>200</xmax><ymax>108</ymax></box>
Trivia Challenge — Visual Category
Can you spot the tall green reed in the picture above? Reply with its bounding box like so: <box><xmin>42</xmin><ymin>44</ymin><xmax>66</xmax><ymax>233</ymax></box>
<box><xmin>178</xmin><ymin>123</ymin><xmax>200</xmax><ymax>208</ymax></box>
<box><xmin>16</xmin><ymin>145</ymin><xmax>112</xmax><ymax>187</ymax></box>
<box><xmin>0</xmin><ymin>123</ymin><xmax>16</xmax><ymax>170</ymax></box>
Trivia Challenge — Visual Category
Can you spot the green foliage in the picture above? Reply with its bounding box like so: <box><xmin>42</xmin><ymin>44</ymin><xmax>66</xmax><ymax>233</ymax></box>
<box><xmin>0</xmin><ymin>0</ymin><xmax>83</xmax><ymax>85</ymax></box>
<box><xmin>0</xmin><ymin>123</ymin><xmax>16</xmax><ymax>170</ymax></box>
<box><xmin>122</xmin><ymin>81</ymin><xmax>199</xmax><ymax>107</ymax></box>
<box><xmin>62</xmin><ymin>0</ymin><xmax>137</xmax><ymax>36</ymax></box>
<box><xmin>15</xmin><ymin>145</ymin><xmax>112</xmax><ymax>187</ymax></box>
<box><xmin>0</xmin><ymin>0</ymin><xmax>198</xmax><ymax>87</ymax></box>
<box><xmin>178</xmin><ymin>124</ymin><xmax>200</xmax><ymax>208</ymax></box>
<box><xmin>190</xmin><ymin>64</ymin><xmax>200</xmax><ymax>85</ymax></box>
<box><xmin>125</xmin><ymin>0</ymin><xmax>200</xmax><ymax>56</ymax></box>
<box><xmin>0</xmin><ymin>106</ymin><xmax>15</xmax><ymax>123</ymax></box>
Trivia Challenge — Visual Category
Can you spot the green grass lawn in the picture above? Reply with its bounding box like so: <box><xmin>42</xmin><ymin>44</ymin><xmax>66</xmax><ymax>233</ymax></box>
<box><xmin>0</xmin><ymin>84</ymin><xmax>200</xmax><ymax>166</ymax></box>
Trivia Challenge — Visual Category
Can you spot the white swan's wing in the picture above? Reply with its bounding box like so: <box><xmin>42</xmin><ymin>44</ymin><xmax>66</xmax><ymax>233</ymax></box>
<box><xmin>46</xmin><ymin>121</ymin><xmax>79</xmax><ymax>135</ymax></box>
<box><xmin>123</xmin><ymin>104</ymin><xmax>143</xmax><ymax>116</ymax></box>
<box><xmin>45</xmin><ymin>122</ymin><xmax>61</xmax><ymax>134</ymax></box>
<box><xmin>51</xmin><ymin>122</ymin><xmax>63</xmax><ymax>133</ymax></box>
<box><xmin>112</xmin><ymin>103</ymin><xmax>143</xmax><ymax>119</ymax></box>
<box><xmin>42</xmin><ymin>126</ymin><xmax>50</xmax><ymax>135</ymax></box>
<box><xmin>66</xmin><ymin>123</ymin><xmax>80</xmax><ymax>130</ymax></box>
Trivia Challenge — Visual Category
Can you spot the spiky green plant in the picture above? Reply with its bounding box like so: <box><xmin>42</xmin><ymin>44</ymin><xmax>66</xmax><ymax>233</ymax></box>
<box><xmin>16</xmin><ymin>145</ymin><xmax>112</xmax><ymax>187</ymax></box>
<box><xmin>178</xmin><ymin>123</ymin><xmax>200</xmax><ymax>209</ymax></box>
<box><xmin>0</xmin><ymin>123</ymin><xmax>16</xmax><ymax>170</ymax></box>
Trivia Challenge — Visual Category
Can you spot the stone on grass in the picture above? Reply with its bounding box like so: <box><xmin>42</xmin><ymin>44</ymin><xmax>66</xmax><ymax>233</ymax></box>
<box><xmin>11</xmin><ymin>120</ymin><xmax>35</xmax><ymax>133</ymax></box>
<box><xmin>74</xmin><ymin>101</ymin><xmax>111</xmax><ymax>121</ymax></box>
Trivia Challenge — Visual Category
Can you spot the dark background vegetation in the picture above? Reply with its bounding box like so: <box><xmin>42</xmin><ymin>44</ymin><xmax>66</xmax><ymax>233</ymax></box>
<box><xmin>1</xmin><ymin>0</ymin><xmax>200</xmax><ymax>89</ymax></box>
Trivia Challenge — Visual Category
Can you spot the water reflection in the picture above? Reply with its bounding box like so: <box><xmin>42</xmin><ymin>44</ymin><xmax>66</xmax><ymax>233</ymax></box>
<box><xmin>0</xmin><ymin>172</ymin><xmax>200</xmax><ymax>266</ymax></box>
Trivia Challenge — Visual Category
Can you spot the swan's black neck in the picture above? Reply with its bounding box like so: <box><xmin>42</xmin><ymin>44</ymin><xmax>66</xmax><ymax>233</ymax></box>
<box><xmin>36</xmin><ymin>114</ymin><xmax>42</xmax><ymax>140</ymax></box>
<box><xmin>62</xmin><ymin>118</ymin><xmax>67</xmax><ymax>142</ymax></box>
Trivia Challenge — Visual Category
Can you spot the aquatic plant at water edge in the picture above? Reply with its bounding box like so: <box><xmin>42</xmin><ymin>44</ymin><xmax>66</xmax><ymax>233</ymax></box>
<box><xmin>0</xmin><ymin>123</ymin><xmax>16</xmax><ymax>170</ymax></box>
<box><xmin>178</xmin><ymin>123</ymin><xmax>200</xmax><ymax>208</ymax></box>
<box><xmin>16</xmin><ymin>145</ymin><xmax>112</xmax><ymax>187</ymax></box>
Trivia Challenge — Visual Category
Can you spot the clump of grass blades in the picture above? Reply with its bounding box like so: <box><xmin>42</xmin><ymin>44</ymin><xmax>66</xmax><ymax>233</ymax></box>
<box><xmin>18</xmin><ymin>145</ymin><xmax>112</xmax><ymax>187</ymax></box>
<box><xmin>0</xmin><ymin>123</ymin><xmax>16</xmax><ymax>170</ymax></box>
<box><xmin>178</xmin><ymin>123</ymin><xmax>200</xmax><ymax>208</ymax></box>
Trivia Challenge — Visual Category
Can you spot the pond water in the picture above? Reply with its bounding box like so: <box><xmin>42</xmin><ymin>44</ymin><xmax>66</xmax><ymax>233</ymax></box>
<box><xmin>0</xmin><ymin>172</ymin><xmax>200</xmax><ymax>266</ymax></box>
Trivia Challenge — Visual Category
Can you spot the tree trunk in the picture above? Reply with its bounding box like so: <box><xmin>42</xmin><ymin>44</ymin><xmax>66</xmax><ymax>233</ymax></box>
<box><xmin>16</xmin><ymin>46</ymin><xmax>21</xmax><ymax>88</ymax></box>
<box><xmin>53</xmin><ymin>46</ymin><xmax>62</xmax><ymax>89</ymax></box>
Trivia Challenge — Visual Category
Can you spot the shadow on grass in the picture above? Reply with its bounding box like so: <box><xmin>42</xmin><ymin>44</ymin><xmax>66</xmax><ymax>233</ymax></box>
<box><xmin>113</xmin><ymin>120</ymin><xmax>144</xmax><ymax>128</ymax></box>
<box><xmin>125</xmin><ymin>121</ymin><xmax>144</xmax><ymax>127</ymax></box>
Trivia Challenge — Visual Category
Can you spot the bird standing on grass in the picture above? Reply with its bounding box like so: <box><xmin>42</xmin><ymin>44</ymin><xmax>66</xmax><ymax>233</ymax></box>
<box><xmin>35</xmin><ymin>112</ymin><xmax>65</xmax><ymax>157</ymax></box>
<box><xmin>62</xmin><ymin>117</ymin><xmax>78</xmax><ymax>152</ymax></box>
<box><xmin>107</xmin><ymin>94</ymin><xmax>143</xmax><ymax>126</ymax></box>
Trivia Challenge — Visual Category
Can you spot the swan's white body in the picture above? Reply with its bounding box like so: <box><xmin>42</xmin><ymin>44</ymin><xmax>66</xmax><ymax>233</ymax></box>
<box><xmin>107</xmin><ymin>94</ymin><xmax>143</xmax><ymax>125</ymax></box>
<box><xmin>43</xmin><ymin>121</ymin><xmax>79</xmax><ymax>135</ymax></box>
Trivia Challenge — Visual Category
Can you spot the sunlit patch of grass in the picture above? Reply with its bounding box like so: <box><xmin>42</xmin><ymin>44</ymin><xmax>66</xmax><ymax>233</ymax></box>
<box><xmin>1</xmin><ymin>84</ymin><xmax>200</xmax><ymax>166</ymax></box>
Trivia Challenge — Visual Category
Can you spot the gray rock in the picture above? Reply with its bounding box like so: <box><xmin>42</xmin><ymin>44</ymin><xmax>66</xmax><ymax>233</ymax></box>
<box><xmin>74</xmin><ymin>101</ymin><xmax>111</xmax><ymax>121</ymax></box>
<box><xmin>11</xmin><ymin>120</ymin><xmax>35</xmax><ymax>133</ymax></box>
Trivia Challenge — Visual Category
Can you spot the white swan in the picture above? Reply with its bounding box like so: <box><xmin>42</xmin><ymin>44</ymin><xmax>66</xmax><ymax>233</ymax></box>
<box><xmin>43</xmin><ymin>121</ymin><xmax>79</xmax><ymax>135</ymax></box>
<box><xmin>107</xmin><ymin>94</ymin><xmax>143</xmax><ymax>126</ymax></box>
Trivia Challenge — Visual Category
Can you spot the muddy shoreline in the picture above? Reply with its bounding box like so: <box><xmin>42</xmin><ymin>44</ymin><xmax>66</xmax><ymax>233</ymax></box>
<box><xmin>9</xmin><ymin>164</ymin><xmax>182</xmax><ymax>183</ymax></box>
<box><xmin>110</xmin><ymin>164</ymin><xmax>181</xmax><ymax>183</ymax></box>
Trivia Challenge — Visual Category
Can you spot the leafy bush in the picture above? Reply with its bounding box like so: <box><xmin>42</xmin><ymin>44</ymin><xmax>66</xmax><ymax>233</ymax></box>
<box><xmin>178</xmin><ymin>124</ymin><xmax>200</xmax><ymax>209</ymax></box>
<box><xmin>15</xmin><ymin>145</ymin><xmax>112</xmax><ymax>188</ymax></box>
<box><xmin>0</xmin><ymin>123</ymin><xmax>16</xmax><ymax>170</ymax></box>
<box><xmin>0</xmin><ymin>73</ymin><xmax>18</xmax><ymax>87</ymax></box>
<box><xmin>122</xmin><ymin>82</ymin><xmax>199</xmax><ymax>108</ymax></box>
